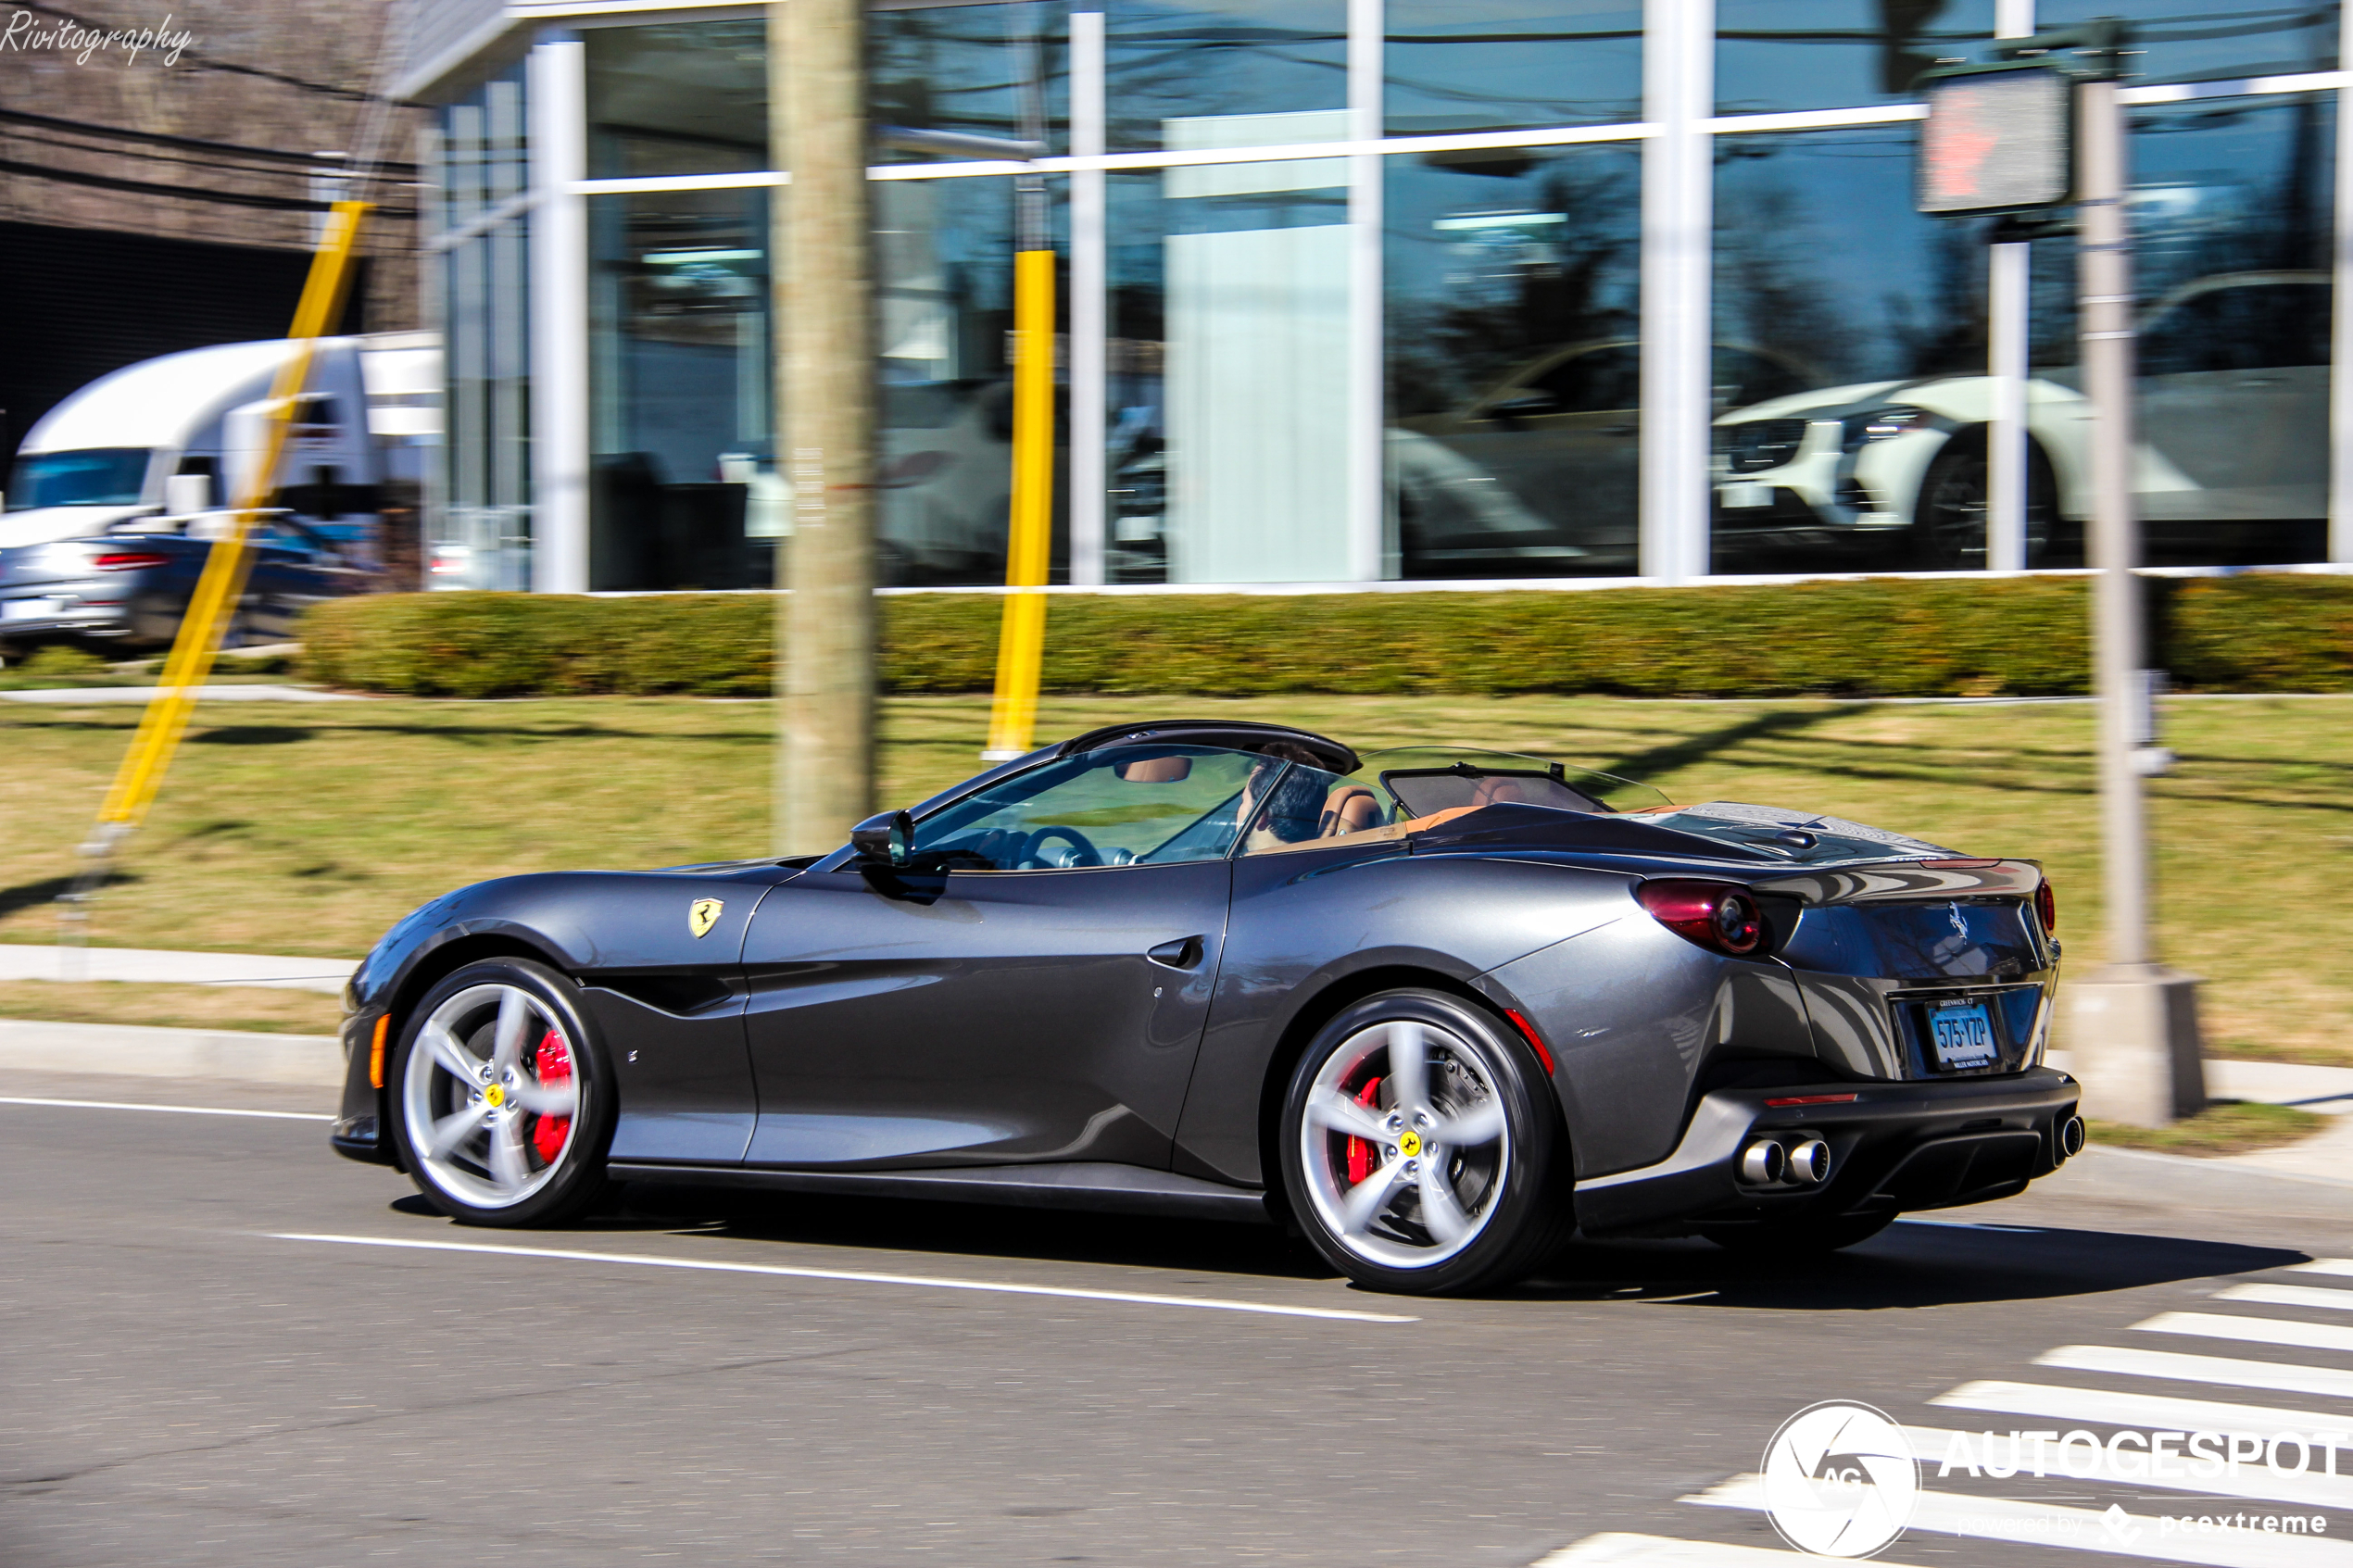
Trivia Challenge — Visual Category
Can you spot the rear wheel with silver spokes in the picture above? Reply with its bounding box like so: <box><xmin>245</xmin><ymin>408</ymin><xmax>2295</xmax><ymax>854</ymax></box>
<box><xmin>390</xmin><ymin>959</ymin><xmax>613</xmax><ymax>1226</ymax></box>
<box><xmin>1280</xmin><ymin>989</ymin><xmax>1569</xmax><ymax>1294</ymax></box>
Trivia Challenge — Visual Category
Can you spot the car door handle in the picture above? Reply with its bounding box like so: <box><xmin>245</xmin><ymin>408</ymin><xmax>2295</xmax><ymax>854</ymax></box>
<box><xmin>1147</xmin><ymin>936</ymin><xmax>1205</xmax><ymax>970</ymax></box>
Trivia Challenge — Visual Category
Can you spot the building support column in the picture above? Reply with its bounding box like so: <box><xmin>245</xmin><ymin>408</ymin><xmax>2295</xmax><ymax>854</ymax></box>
<box><xmin>1987</xmin><ymin>241</ymin><xmax>2031</xmax><ymax>572</ymax></box>
<box><xmin>1345</xmin><ymin>0</ymin><xmax>1385</xmax><ymax>582</ymax></box>
<box><xmin>1640</xmin><ymin>0</ymin><xmax>1714</xmax><ymax>583</ymax></box>
<box><xmin>1068</xmin><ymin>8</ymin><xmax>1108</xmax><ymax>586</ymax></box>
<box><xmin>527</xmin><ymin>34</ymin><xmax>588</xmax><ymax>593</ymax></box>
<box><xmin>773</xmin><ymin>0</ymin><xmax>878</xmax><ymax>853</ymax></box>
<box><xmin>2333</xmin><ymin>11</ymin><xmax>2353</xmax><ymax>562</ymax></box>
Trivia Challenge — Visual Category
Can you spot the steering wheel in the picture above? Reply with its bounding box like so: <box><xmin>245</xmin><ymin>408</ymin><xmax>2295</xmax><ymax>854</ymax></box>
<box><xmin>1017</xmin><ymin>824</ymin><xmax>1105</xmax><ymax>869</ymax></box>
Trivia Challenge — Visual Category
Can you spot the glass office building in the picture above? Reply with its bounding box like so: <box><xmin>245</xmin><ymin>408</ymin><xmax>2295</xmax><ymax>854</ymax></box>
<box><xmin>401</xmin><ymin>0</ymin><xmax>2351</xmax><ymax>592</ymax></box>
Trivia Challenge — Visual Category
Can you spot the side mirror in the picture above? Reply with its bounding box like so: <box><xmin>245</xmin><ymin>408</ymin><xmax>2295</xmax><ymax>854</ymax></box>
<box><xmin>849</xmin><ymin>809</ymin><xmax>913</xmax><ymax>867</ymax></box>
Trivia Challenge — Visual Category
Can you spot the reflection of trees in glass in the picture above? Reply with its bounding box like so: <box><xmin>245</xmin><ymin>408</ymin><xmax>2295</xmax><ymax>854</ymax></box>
<box><xmin>1387</xmin><ymin>157</ymin><xmax>1638</xmax><ymax>417</ymax></box>
<box><xmin>1714</xmin><ymin>182</ymin><xmax>1851</xmax><ymax>382</ymax></box>
<box><xmin>2030</xmin><ymin>94</ymin><xmax>2334</xmax><ymax>368</ymax></box>
<box><xmin>1886</xmin><ymin>222</ymin><xmax>1988</xmax><ymax>378</ymax></box>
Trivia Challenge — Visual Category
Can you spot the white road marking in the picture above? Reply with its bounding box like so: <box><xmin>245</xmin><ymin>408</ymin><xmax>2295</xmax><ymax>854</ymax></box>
<box><xmin>1690</xmin><ymin>1474</ymin><xmax>2353</xmax><ymax>1568</ymax></box>
<box><xmin>2291</xmin><ymin>1261</ymin><xmax>2353</xmax><ymax>1279</ymax></box>
<box><xmin>1902</xmin><ymin>1426</ymin><xmax>2353</xmax><ymax>1512</ymax></box>
<box><xmin>2137</xmin><ymin>1311</ymin><xmax>2353</xmax><ymax>1356</ymax></box>
<box><xmin>2219</xmin><ymin>1284</ymin><xmax>2353</xmax><ymax>1313</ymax></box>
<box><xmin>0</xmin><ymin>1095</ymin><xmax>333</xmax><ymax>1122</ymax></box>
<box><xmin>1931</xmin><ymin>1379</ymin><xmax>2353</xmax><ymax>1440</ymax></box>
<box><xmin>2036</xmin><ymin>1343</ymin><xmax>2353</xmax><ymax>1402</ymax></box>
<box><xmin>270</xmin><ymin>1232</ymin><xmax>1421</xmax><ymax>1323</ymax></box>
<box><xmin>1526</xmin><ymin>1533</ymin><xmax>1819</xmax><ymax>1565</ymax></box>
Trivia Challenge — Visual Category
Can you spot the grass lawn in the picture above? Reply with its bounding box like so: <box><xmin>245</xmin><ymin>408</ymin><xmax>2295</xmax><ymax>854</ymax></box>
<box><xmin>2088</xmin><ymin>1100</ymin><xmax>2329</xmax><ymax>1157</ymax></box>
<box><xmin>0</xmin><ymin>979</ymin><xmax>343</xmax><ymax>1035</ymax></box>
<box><xmin>0</xmin><ymin>690</ymin><xmax>2346</xmax><ymax>1063</ymax></box>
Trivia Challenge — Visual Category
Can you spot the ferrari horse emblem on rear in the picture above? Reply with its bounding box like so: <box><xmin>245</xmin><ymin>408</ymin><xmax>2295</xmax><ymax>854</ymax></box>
<box><xmin>688</xmin><ymin>898</ymin><xmax>724</xmax><ymax>938</ymax></box>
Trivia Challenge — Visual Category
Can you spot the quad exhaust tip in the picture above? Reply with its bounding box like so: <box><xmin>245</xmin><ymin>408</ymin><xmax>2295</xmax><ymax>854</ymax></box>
<box><xmin>2058</xmin><ymin>1115</ymin><xmax>2086</xmax><ymax>1160</ymax></box>
<box><xmin>1739</xmin><ymin>1136</ymin><xmax>1831</xmax><ymax>1186</ymax></box>
<box><xmin>1739</xmin><ymin>1139</ymin><xmax>1786</xmax><ymax>1185</ymax></box>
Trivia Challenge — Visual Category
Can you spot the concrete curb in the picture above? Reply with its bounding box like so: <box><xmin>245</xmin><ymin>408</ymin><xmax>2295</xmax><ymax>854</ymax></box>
<box><xmin>0</xmin><ymin>1018</ymin><xmax>345</xmax><ymax>1087</ymax></box>
<box><xmin>0</xmin><ymin>945</ymin><xmax>356</xmax><ymax>993</ymax></box>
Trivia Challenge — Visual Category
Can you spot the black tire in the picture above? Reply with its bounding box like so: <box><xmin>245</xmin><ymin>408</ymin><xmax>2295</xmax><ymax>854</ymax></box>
<box><xmin>386</xmin><ymin>958</ymin><xmax>616</xmax><ymax>1227</ymax></box>
<box><xmin>1913</xmin><ymin>431</ymin><xmax>2056</xmax><ymax>570</ymax></box>
<box><xmin>1707</xmin><ymin>1211</ymin><xmax>1896</xmax><ymax>1256</ymax></box>
<box><xmin>1278</xmin><ymin>988</ymin><xmax>1572</xmax><ymax>1296</ymax></box>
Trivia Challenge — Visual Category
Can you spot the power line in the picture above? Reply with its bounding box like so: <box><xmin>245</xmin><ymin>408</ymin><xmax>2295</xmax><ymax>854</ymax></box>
<box><xmin>0</xmin><ymin>106</ymin><xmax>420</xmax><ymax>174</ymax></box>
<box><xmin>0</xmin><ymin>156</ymin><xmax>418</xmax><ymax>219</ymax></box>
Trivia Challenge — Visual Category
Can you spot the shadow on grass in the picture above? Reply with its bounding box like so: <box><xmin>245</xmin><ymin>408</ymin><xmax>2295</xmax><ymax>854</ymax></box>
<box><xmin>0</xmin><ymin>874</ymin><xmax>137</xmax><ymax>922</ymax></box>
<box><xmin>1589</xmin><ymin>706</ymin><xmax>1858</xmax><ymax>786</ymax></box>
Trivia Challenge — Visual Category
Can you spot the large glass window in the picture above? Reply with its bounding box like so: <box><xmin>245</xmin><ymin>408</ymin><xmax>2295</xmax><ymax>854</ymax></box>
<box><xmin>1710</xmin><ymin>126</ymin><xmax>1991</xmax><ymax>572</ymax></box>
<box><xmin>1386</xmin><ymin>144</ymin><xmax>1642</xmax><ymax>578</ymax></box>
<box><xmin>2030</xmin><ymin>92</ymin><xmax>2334</xmax><ymax>567</ymax></box>
<box><xmin>585</xmin><ymin>20</ymin><xmax>767</xmax><ymax>180</ymax></box>
<box><xmin>1103</xmin><ymin>1</ymin><xmax>1347</xmax><ymax>151</ymax></box>
<box><xmin>2038</xmin><ymin>1</ymin><xmax>2336</xmax><ymax>85</ymax></box>
<box><xmin>873</xmin><ymin>4</ymin><xmax>1066</xmax><ymax>162</ymax></box>
<box><xmin>439</xmin><ymin>67</ymin><xmax>531</xmax><ymax>591</ymax></box>
<box><xmin>587</xmin><ymin>187</ymin><xmax>773</xmax><ymax>591</ymax></box>
<box><xmin>1105</xmin><ymin>121</ymin><xmax>1354</xmax><ymax>584</ymax></box>
<box><xmin>1385</xmin><ymin>2</ymin><xmax>1642</xmax><ymax>135</ymax></box>
<box><xmin>1716</xmin><ymin>1</ymin><xmax>1996</xmax><ymax>117</ymax></box>
<box><xmin>873</xmin><ymin>174</ymin><xmax>1064</xmax><ymax>585</ymax></box>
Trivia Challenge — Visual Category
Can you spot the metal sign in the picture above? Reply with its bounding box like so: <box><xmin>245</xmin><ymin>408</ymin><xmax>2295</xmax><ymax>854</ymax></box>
<box><xmin>1917</xmin><ymin>62</ymin><xmax>2074</xmax><ymax>216</ymax></box>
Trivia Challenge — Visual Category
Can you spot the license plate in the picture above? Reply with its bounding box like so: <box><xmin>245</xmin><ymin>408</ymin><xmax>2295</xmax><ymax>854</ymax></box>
<box><xmin>0</xmin><ymin>597</ymin><xmax>62</xmax><ymax>621</ymax></box>
<box><xmin>1928</xmin><ymin>1001</ymin><xmax>1998</xmax><ymax>1071</ymax></box>
<box><xmin>1719</xmin><ymin>481</ymin><xmax>1772</xmax><ymax>509</ymax></box>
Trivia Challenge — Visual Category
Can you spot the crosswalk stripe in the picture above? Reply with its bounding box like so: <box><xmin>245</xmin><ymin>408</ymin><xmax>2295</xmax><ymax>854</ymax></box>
<box><xmin>1526</xmin><ymin>1532</ymin><xmax>1822</xmax><ymax>1566</ymax></box>
<box><xmin>2289</xmin><ymin>1261</ymin><xmax>2353</xmax><ymax>1280</ymax></box>
<box><xmin>2138</xmin><ymin>1311</ymin><xmax>2353</xmax><ymax>1356</ymax></box>
<box><xmin>1933</xmin><ymin>1379</ymin><xmax>2353</xmax><ymax>1441</ymax></box>
<box><xmin>2037</xmin><ymin>1343</ymin><xmax>2353</xmax><ymax>1402</ymax></box>
<box><xmin>1904</xmin><ymin>1426</ymin><xmax>2353</xmax><ymax>1512</ymax></box>
<box><xmin>2220</xmin><ymin>1285</ymin><xmax>2353</xmax><ymax>1313</ymax></box>
<box><xmin>1689</xmin><ymin>1473</ymin><xmax>2353</xmax><ymax>1567</ymax></box>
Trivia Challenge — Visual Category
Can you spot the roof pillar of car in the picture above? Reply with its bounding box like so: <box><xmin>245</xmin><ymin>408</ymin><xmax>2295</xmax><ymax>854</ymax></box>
<box><xmin>1054</xmin><ymin>720</ymin><xmax>1359</xmax><ymax>775</ymax></box>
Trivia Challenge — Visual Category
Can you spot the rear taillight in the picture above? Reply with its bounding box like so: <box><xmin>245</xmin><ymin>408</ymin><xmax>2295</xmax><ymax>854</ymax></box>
<box><xmin>1637</xmin><ymin>879</ymin><xmax>1766</xmax><ymax>957</ymax></box>
<box><xmin>92</xmin><ymin>551</ymin><xmax>170</xmax><ymax>571</ymax></box>
<box><xmin>2033</xmin><ymin>878</ymin><xmax>2056</xmax><ymax>935</ymax></box>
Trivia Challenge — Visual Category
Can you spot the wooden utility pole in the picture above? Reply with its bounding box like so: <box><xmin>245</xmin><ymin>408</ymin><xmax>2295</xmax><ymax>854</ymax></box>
<box><xmin>772</xmin><ymin>0</ymin><xmax>878</xmax><ymax>852</ymax></box>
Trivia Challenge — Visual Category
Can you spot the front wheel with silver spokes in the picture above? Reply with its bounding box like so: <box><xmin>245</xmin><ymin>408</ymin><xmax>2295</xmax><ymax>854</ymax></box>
<box><xmin>390</xmin><ymin>959</ymin><xmax>613</xmax><ymax>1226</ymax></box>
<box><xmin>1280</xmin><ymin>989</ymin><xmax>1570</xmax><ymax>1295</ymax></box>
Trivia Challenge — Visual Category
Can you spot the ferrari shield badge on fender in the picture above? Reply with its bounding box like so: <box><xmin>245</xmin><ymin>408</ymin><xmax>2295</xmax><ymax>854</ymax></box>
<box><xmin>688</xmin><ymin>897</ymin><xmax>724</xmax><ymax>938</ymax></box>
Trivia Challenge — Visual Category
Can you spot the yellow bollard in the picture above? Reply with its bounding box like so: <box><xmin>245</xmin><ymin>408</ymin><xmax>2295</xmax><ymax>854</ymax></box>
<box><xmin>89</xmin><ymin>200</ymin><xmax>371</xmax><ymax>839</ymax></box>
<box><xmin>983</xmin><ymin>246</ymin><xmax>1056</xmax><ymax>760</ymax></box>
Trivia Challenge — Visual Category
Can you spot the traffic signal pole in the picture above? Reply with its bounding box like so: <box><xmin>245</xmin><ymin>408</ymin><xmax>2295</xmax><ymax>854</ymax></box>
<box><xmin>2070</xmin><ymin>68</ymin><xmax>2208</xmax><ymax>1126</ymax></box>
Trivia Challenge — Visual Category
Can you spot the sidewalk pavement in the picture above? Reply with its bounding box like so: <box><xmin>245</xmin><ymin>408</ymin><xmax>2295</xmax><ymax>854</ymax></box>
<box><xmin>0</xmin><ymin>944</ymin><xmax>356</xmax><ymax>993</ymax></box>
<box><xmin>0</xmin><ymin>684</ymin><xmax>359</xmax><ymax>704</ymax></box>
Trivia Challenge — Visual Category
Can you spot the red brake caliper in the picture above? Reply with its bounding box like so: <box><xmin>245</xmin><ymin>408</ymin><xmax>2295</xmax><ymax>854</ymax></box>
<box><xmin>531</xmin><ymin>1030</ymin><xmax>573</xmax><ymax>1162</ymax></box>
<box><xmin>1344</xmin><ymin>1075</ymin><xmax>1384</xmax><ymax>1185</ymax></box>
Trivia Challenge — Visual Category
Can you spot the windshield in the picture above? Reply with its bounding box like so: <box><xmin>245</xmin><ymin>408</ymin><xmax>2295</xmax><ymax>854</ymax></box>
<box><xmin>906</xmin><ymin>744</ymin><xmax>1265</xmax><ymax>869</ymax></box>
<box><xmin>6</xmin><ymin>448</ymin><xmax>154</xmax><ymax>510</ymax></box>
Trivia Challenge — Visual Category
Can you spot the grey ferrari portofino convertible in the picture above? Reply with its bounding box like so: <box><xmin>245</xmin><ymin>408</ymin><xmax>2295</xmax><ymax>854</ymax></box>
<box><xmin>331</xmin><ymin>719</ymin><xmax>2082</xmax><ymax>1294</ymax></box>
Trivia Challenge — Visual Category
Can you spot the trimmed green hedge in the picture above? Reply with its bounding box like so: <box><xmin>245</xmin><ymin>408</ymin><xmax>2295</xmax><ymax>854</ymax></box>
<box><xmin>300</xmin><ymin>573</ymin><xmax>2353</xmax><ymax>699</ymax></box>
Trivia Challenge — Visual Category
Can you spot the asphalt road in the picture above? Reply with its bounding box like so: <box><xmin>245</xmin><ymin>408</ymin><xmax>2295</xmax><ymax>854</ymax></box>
<box><xmin>6</xmin><ymin>1066</ymin><xmax>2353</xmax><ymax>1568</ymax></box>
